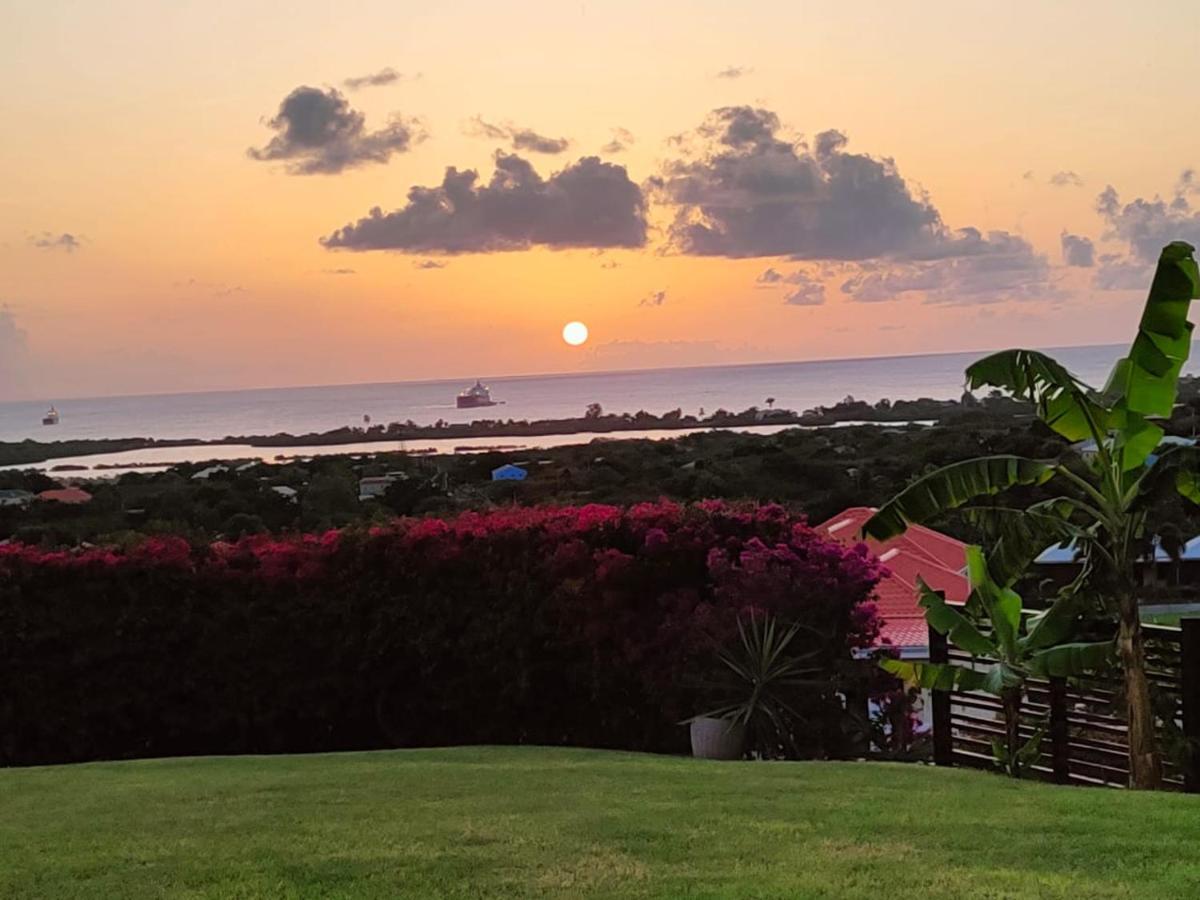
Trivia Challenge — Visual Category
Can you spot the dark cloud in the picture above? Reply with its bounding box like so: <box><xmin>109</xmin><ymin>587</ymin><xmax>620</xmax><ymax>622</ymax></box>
<box><xmin>755</xmin><ymin>267</ymin><xmax>784</xmax><ymax>284</ymax></box>
<box><xmin>1093</xmin><ymin>253</ymin><xmax>1152</xmax><ymax>291</ymax></box>
<box><xmin>1049</xmin><ymin>170</ymin><xmax>1083</xmax><ymax>188</ymax></box>
<box><xmin>1096</xmin><ymin>176</ymin><xmax>1200</xmax><ymax>262</ymax></box>
<box><xmin>323</xmin><ymin>267</ymin><xmax>357</xmax><ymax>275</ymax></box>
<box><xmin>343</xmin><ymin>67</ymin><xmax>406</xmax><ymax>90</ymax></box>
<box><xmin>601</xmin><ymin>127</ymin><xmax>634</xmax><ymax>154</ymax></box>
<box><xmin>248</xmin><ymin>86</ymin><xmax>421</xmax><ymax>175</ymax></box>
<box><xmin>715</xmin><ymin>66</ymin><xmax>752</xmax><ymax>79</ymax></box>
<box><xmin>413</xmin><ymin>259</ymin><xmax>447</xmax><ymax>269</ymax></box>
<box><xmin>466</xmin><ymin>116</ymin><xmax>570</xmax><ymax>154</ymax></box>
<box><xmin>31</xmin><ymin>232</ymin><xmax>81</xmax><ymax>252</ymax></box>
<box><xmin>600</xmin><ymin>259</ymin><xmax>620</xmax><ymax>269</ymax></box>
<box><xmin>1060</xmin><ymin>232</ymin><xmax>1095</xmax><ymax>267</ymax></box>
<box><xmin>321</xmin><ymin>152</ymin><xmax>648</xmax><ymax>254</ymax></box>
<box><xmin>840</xmin><ymin>235</ymin><xmax>1052</xmax><ymax>305</ymax></box>
<box><xmin>639</xmin><ymin>289</ymin><xmax>667</xmax><ymax>307</ymax></box>
<box><xmin>652</xmin><ymin>106</ymin><xmax>1018</xmax><ymax>262</ymax></box>
<box><xmin>783</xmin><ymin>273</ymin><xmax>825</xmax><ymax>306</ymax></box>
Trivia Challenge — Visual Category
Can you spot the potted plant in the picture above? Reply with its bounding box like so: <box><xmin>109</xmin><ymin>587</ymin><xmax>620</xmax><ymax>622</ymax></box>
<box><xmin>687</xmin><ymin>614</ymin><xmax>823</xmax><ymax>760</ymax></box>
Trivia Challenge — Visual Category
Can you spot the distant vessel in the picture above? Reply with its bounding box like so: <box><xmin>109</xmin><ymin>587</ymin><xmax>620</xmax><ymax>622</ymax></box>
<box><xmin>42</xmin><ymin>407</ymin><xmax>60</xmax><ymax>426</ymax></box>
<box><xmin>456</xmin><ymin>381</ymin><xmax>499</xmax><ymax>409</ymax></box>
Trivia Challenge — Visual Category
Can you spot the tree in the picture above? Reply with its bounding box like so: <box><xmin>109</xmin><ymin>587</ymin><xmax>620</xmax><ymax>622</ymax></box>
<box><xmin>882</xmin><ymin>546</ymin><xmax>1111</xmax><ymax>778</ymax></box>
<box><xmin>585</xmin><ymin>402</ymin><xmax>603</xmax><ymax>419</ymax></box>
<box><xmin>865</xmin><ymin>241</ymin><xmax>1200</xmax><ymax>789</ymax></box>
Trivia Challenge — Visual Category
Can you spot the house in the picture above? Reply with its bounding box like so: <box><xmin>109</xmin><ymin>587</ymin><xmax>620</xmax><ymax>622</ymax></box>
<box><xmin>358</xmin><ymin>475</ymin><xmax>398</xmax><ymax>501</ymax></box>
<box><xmin>191</xmin><ymin>465</ymin><xmax>229</xmax><ymax>480</ymax></box>
<box><xmin>270</xmin><ymin>486</ymin><xmax>299</xmax><ymax>502</ymax></box>
<box><xmin>0</xmin><ymin>489</ymin><xmax>34</xmax><ymax>509</ymax></box>
<box><xmin>491</xmin><ymin>464</ymin><xmax>527</xmax><ymax>482</ymax></box>
<box><xmin>815</xmin><ymin>506</ymin><xmax>969</xmax><ymax>658</ymax></box>
<box><xmin>37</xmin><ymin>487</ymin><xmax>93</xmax><ymax>505</ymax></box>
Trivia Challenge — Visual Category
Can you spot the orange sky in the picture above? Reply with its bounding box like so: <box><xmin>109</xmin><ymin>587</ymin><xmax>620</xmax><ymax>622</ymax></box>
<box><xmin>2</xmin><ymin>0</ymin><xmax>1199</xmax><ymax>401</ymax></box>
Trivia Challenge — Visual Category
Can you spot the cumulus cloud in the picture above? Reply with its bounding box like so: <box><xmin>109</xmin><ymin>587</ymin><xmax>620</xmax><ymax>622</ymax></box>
<box><xmin>248</xmin><ymin>86</ymin><xmax>421</xmax><ymax>175</ymax></box>
<box><xmin>755</xmin><ymin>267</ymin><xmax>784</xmax><ymax>284</ymax></box>
<box><xmin>1094</xmin><ymin>253</ymin><xmax>1152</xmax><ymax>291</ymax></box>
<box><xmin>0</xmin><ymin>306</ymin><xmax>30</xmax><ymax>400</ymax></box>
<box><xmin>782</xmin><ymin>273</ymin><xmax>826</xmax><ymax>306</ymax></box>
<box><xmin>601</xmin><ymin>127</ymin><xmax>635</xmax><ymax>154</ymax></box>
<box><xmin>466</xmin><ymin>116</ymin><xmax>570</xmax><ymax>154</ymax></box>
<box><xmin>651</xmin><ymin>106</ymin><xmax>1023</xmax><ymax>263</ymax></box>
<box><xmin>715</xmin><ymin>66</ymin><xmax>752</xmax><ymax>79</ymax></box>
<box><xmin>1061</xmin><ymin>232</ymin><xmax>1095</xmax><ymax>267</ymax></box>
<box><xmin>1096</xmin><ymin>177</ymin><xmax>1200</xmax><ymax>262</ymax></box>
<box><xmin>840</xmin><ymin>235</ymin><xmax>1052</xmax><ymax>305</ymax></box>
<box><xmin>413</xmin><ymin>259</ymin><xmax>446</xmax><ymax>269</ymax></box>
<box><xmin>320</xmin><ymin>152</ymin><xmax>647</xmax><ymax>253</ymax></box>
<box><xmin>343</xmin><ymin>67</ymin><xmax>407</xmax><ymax>90</ymax></box>
<box><xmin>639</xmin><ymin>289</ymin><xmax>667</xmax><ymax>307</ymax></box>
<box><xmin>31</xmin><ymin>232</ymin><xmax>81</xmax><ymax>252</ymax></box>
<box><xmin>1049</xmin><ymin>170</ymin><xmax>1083</xmax><ymax>188</ymax></box>
<box><xmin>323</xmin><ymin>267</ymin><xmax>357</xmax><ymax>275</ymax></box>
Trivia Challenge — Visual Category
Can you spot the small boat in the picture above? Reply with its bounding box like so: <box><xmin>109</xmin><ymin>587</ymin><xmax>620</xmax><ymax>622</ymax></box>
<box><xmin>456</xmin><ymin>381</ymin><xmax>499</xmax><ymax>409</ymax></box>
<box><xmin>42</xmin><ymin>406</ymin><xmax>60</xmax><ymax>426</ymax></box>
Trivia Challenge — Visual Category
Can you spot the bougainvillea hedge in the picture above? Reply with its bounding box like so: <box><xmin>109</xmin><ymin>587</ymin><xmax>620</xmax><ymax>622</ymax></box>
<box><xmin>0</xmin><ymin>500</ymin><xmax>884</xmax><ymax>766</ymax></box>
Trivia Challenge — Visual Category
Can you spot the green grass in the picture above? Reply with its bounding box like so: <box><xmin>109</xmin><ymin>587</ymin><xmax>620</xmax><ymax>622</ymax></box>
<box><xmin>3</xmin><ymin>747</ymin><xmax>1199</xmax><ymax>899</ymax></box>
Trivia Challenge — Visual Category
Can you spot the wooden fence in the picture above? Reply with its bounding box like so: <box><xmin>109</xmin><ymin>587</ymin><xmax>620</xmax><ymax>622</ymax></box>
<box><xmin>928</xmin><ymin>617</ymin><xmax>1200</xmax><ymax>790</ymax></box>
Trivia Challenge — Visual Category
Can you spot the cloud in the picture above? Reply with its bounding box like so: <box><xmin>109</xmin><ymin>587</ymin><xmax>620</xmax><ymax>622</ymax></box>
<box><xmin>715</xmin><ymin>66</ymin><xmax>752</xmax><ymax>79</ymax></box>
<box><xmin>601</xmin><ymin>127</ymin><xmax>635</xmax><ymax>154</ymax></box>
<box><xmin>343</xmin><ymin>67</ymin><xmax>407</xmax><ymax>90</ymax></box>
<box><xmin>1060</xmin><ymin>232</ymin><xmax>1095</xmax><ymax>267</ymax></box>
<box><xmin>755</xmin><ymin>267</ymin><xmax>784</xmax><ymax>284</ymax></box>
<box><xmin>466</xmin><ymin>116</ymin><xmax>570</xmax><ymax>154</ymax></box>
<box><xmin>600</xmin><ymin>259</ymin><xmax>620</xmax><ymax>269</ymax></box>
<box><xmin>1093</xmin><ymin>253</ymin><xmax>1152</xmax><ymax>291</ymax></box>
<box><xmin>0</xmin><ymin>306</ymin><xmax>30</xmax><ymax>400</ymax></box>
<box><xmin>413</xmin><ymin>259</ymin><xmax>446</xmax><ymax>269</ymax></box>
<box><xmin>323</xmin><ymin>267</ymin><xmax>357</xmax><ymax>275</ymax></box>
<box><xmin>320</xmin><ymin>152</ymin><xmax>648</xmax><ymax>253</ymax></box>
<box><xmin>639</xmin><ymin>289</ymin><xmax>667</xmax><ymax>307</ymax></box>
<box><xmin>248</xmin><ymin>85</ymin><xmax>421</xmax><ymax>175</ymax></box>
<box><xmin>651</xmin><ymin>106</ymin><xmax>1019</xmax><ymax>262</ymax></box>
<box><xmin>31</xmin><ymin>232</ymin><xmax>81</xmax><ymax>252</ymax></box>
<box><xmin>1096</xmin><ymin>176</ymin><xmax>1200</xmax><ymax>262</ymax></box>
<box><xmin>1049</xmin><ymin>170</ymin><xmax>1083</xmax><ymax>188</ymax></box>
<box><xmin>174</xmin><ymin>277</ymin><xmax>244</xmax><ymax>296</ymax></box>
<box><xmin>782</xmin><ymin>273</ymin><xmax>826</xmax><ymax>306</ymax></box>
<box><xmin>840</xmin><ymin>234</ymin><xmax>1052</xmax><ymax>305</ymax></box>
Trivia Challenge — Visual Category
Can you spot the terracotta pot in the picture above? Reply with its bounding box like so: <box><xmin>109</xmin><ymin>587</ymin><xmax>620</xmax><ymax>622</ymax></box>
<box><xmin>689</xmin><ymin>716</ymin><xmax>746</xmax><ymax>760</ymax></box>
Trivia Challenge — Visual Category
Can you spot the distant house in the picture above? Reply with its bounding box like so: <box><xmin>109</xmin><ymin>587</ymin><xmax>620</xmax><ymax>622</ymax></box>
<box><xmin>359</xmin><ymin>475</ymin><xmax>399</xmax><ymax>501</ymax></box>
<box><xmin>271</xmin><ymin>486</ymin><xmax>299</xmax><ymax>502</ymax></box>
<box><xmin>37</xmin><ymin>487</ymin><xmax>93</xmax><ymax>505</ymax></box>
<box><xmin>491</xmin><ymin>464</ymin><xmax>528</xmax><ymax>482</ymax></box>
<box><xmin>0</xmin><ymin>489</ymin><xmax>34</xmax><ymax>509</ymax></box>
<box><xmin>815</xmin><ymin>506</ymin><xmax>969</xmax><ymax>659</ymax></box>
<box><xmin>191</xmin><ymin>465</ymin><xmax>229</xmax><ymax>480</ymax></box>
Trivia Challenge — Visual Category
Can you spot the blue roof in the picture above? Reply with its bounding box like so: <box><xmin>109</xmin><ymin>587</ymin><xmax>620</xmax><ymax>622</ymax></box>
<box><xmin>491</xmin><ymin>464</ymin><xmax>527</xmax><ymax>480</ymax></box>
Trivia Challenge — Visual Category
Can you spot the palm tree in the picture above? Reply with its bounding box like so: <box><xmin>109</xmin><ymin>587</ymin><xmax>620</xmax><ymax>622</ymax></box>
<box><xmin>865</xmin><ymin>241</ymin><xmax>1200</xmax><ymax>789</ymax></box>
<box><xmin>883</xmin><ymin>545</ymin><xmax>1111</xmax><ymax>778</ymax></box>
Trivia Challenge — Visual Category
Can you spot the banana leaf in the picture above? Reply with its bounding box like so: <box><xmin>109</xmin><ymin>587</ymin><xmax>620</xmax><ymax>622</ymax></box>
<box><xmin>957</xmin><ymin>501</ymin><xmax>1083</xmax><ymax>587</ymax></box>
<box><xmin>880</xmin><ymin>658</ymin><xmax>996</xmax><ymax>692</ymax></box>
<box><xmin>1026</xmin><ymin>640</ymin><xmax>1114</xmax><ymax>678</ymax></box>
<box><xmin>915</xmin><ymin>578</ymin><xmax>995</xmax><ymax>657</ymax></box>
<box><xmin>965</xmin><ymin>545</ymin><xmax>1021</xmax><ymax>659</ymax></box>
<box><xmin>1022</xmin><ymin>589</ymin><xmax>1083</xmax><ymax>653</ymax></box>
<box><xmin>967</xmin><ymin>349</ymin><xmax>1108</xmax><ymax>442</ymax></box>
<box><xmin>864</xmin><ymin>456</ymin><xmax>1055</xmax><ymax>541</ymax></box>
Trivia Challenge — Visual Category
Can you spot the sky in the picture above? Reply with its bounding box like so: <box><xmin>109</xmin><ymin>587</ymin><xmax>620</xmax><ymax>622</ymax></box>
<box><xmin>2</xmin><ymin>0</ymin><xmax>1200</xmax><ymax>401</ymax></box>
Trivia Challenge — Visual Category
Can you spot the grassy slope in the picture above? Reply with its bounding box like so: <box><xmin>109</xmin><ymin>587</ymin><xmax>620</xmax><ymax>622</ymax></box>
<box><xmin>2</xmin><ymin>747</ymin><xmax>1199</xmax><ymax>899</ymax></box>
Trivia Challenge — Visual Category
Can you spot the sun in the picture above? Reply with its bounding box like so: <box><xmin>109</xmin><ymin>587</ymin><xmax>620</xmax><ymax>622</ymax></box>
<box><xmin>562</xmin><ymin>321</ymin><xmax>589</xmax><ymax>346</ymax></box>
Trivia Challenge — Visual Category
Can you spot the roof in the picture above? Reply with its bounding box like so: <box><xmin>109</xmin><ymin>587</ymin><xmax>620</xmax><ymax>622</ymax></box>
<box><xmin>492</xmin><ymin>464</ymin><xmax>527</xmax><ymax>476</ymax></box>
<box><xmin>1037</xmin><ymin>534</ymin><xmax>1200</xmax><ymax>565</ymax></box>
<box><xmin>815</xmin><ymin>506</ymin><xmax>969</xmax><ymax>656</ymax></box>
<box><xmin>0</xmin><ymin>489</ymin><xmax>34</xmax><ymax>499</ymax></box>
<box><xmin>37</xmin><ymin>487</ymin><xmax>93</xmax><ymax>504</ymax></box>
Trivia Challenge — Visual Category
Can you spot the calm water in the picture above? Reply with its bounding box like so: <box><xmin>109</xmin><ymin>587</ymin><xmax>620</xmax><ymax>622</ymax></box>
<box><xmin>0</xmin><ymin>343</ymin><xmax>1174</xmax><ymax>444</ymax></box>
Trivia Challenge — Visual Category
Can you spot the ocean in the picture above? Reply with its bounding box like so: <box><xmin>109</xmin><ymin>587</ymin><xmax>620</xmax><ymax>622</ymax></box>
<box><xmin>0</xmin><ymin>343</ymin><xmax>1178</xmax><ymax>445</ymax></box>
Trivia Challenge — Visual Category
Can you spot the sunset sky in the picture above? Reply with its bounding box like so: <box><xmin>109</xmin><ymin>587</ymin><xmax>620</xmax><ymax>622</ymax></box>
<box><xmin>3</xmin><ymin>0</ymin><xmax>1200</xmax><ymax>401</ymax></box>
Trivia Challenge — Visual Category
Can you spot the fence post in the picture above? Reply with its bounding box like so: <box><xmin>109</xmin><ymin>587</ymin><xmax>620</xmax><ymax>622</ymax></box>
<box><xmin>1048</xmin><ymin>676</ymin><xmax>1070</xmax><ymax>784</ymax></box>
<box><xmin>1181</xmin><ymin>618</ymin><xmax>1200</xmax><ymax>793</ymax></box>
<box><xmin>928</xmin><ymin>624</ymin><xmax>953</xmax><ymax>767</ymax></box>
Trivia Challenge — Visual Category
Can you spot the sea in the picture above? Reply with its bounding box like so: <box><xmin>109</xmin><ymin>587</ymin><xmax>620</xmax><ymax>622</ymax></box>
<box><xmin>0</xmin><ymin>343</ymin><xmax>1189</xmax><ymax>476</ymax></box>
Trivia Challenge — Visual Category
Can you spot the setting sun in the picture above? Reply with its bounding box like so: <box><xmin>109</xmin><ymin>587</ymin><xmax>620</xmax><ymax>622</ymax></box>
<box><xmin>562</xmin><ymin>321</ymin><xmax>589</xmax><ymax>346</ymax></box>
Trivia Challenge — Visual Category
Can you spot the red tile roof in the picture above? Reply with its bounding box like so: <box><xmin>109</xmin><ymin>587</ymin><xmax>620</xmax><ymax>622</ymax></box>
<box><xmin>815</xmin><ymin>506</ymin><xmax>968</xmax><ymax>655</ymax></box>
<box><xmin>37</xmin><ymin>487</ymin><xmax>93</xmax><ymax>505</ymax></box>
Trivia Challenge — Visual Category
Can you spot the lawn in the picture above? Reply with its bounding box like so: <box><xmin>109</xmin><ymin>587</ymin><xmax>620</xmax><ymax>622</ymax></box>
<box><xmin>3</xmin><ymin>747</ymin><xmax>1199</xmax><ymax>899</ymax></box>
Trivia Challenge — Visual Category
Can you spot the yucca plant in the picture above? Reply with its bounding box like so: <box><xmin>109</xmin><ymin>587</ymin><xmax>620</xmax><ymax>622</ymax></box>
<box><xmin>866</xmin><ymin>241</ymin><xmax>1200</xmax><ymax>789</ymax></box>
<box><xmin>883</xmin><ymin>545</ymin><xmax>1113</xmax><ymax>778</ymax></box>
<box><xmin>694</xmin><ymin>615</ymin><xmax>826</xmax><ymax>759</ymax></box>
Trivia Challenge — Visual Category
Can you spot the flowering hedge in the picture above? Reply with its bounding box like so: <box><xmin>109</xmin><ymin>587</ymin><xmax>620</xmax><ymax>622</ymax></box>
<box><xmin>0</xmin><ymin>500</ymin><xmax>883</xmax><ymax>765</ymax></box>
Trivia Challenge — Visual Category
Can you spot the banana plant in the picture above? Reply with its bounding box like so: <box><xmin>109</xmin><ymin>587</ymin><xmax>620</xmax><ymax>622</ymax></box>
<box><xmin>883</xmin><ymin>546</ymin><xmax>1113</xmax><ymax>778</ymax></box>
<box><xmin>866</xmin><ymin>241</ymin><xmax>1200</xmax><ymax>790</ymax></box>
